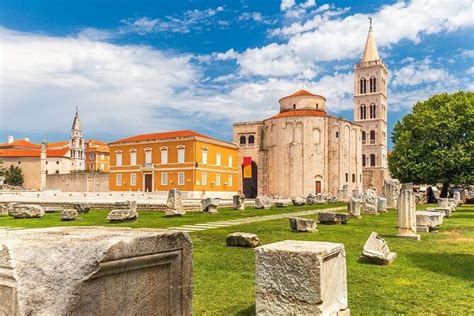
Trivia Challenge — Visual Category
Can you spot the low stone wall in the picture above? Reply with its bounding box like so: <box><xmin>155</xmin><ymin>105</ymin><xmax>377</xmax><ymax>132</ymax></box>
<box><xmin>46</xmin><ymin>173</ymin><xmax>109</xmax><ymax>192</ymax></box>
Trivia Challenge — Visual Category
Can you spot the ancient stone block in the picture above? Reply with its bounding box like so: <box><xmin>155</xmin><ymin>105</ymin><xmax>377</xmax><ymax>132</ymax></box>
<box><xmin>359</xmin><ymin>232</ymin><xmax>397</xmax><ymax>265</ymax></box>
<box><xmin>426</xmin><ymin>207</ymin><xmax>452</xmax><ymax>218</ymax></box>
<box><xmin>289</xmin><ymin>217</ymin><xmax>317</xmax><ymax>232</ymax></box>
<box><xmin>165</xmin><ymin>208</ymin><xmax>185</xmax><ymax>217</ymax></box>
<box><xmin>255</xmin><ymin>196</ymin><xmax>272</xmax><ymax>209</ymax></box>
<box><xmin>167</xmin><ymin>189</ymin><xmax>183</xmax><ymax>211</ymax></box>
<box><xmin>201</xmin><ymin>198</ymin><xmax>219</xmax><ymax>213</ymax></box>
<box><xmin>416</xmin><ymin>211</ymin><xmax>444</xmax><ymax>231</ymax></box>
<box><xmin>348</xmin><ymin>198</ymin><xmax>361</xmax><ymax>218</ymax></box>
<box><xmin>9</xmin><ymin>204</ymin><xmax>45</xmax><ymax>219</ymax></box>
<box><xmin>233</xmin><ymin>194</ymin><xmax>245</xmax><ymax>210</ymax></box>
<box><xmin>0</xmin><ymin>227</ymin><xmax>192</xmax><ymax>315</ymax></box>
<box><xmin>401</xmin><ymin>182</ymin><xmax>413</xmax><ymax>191</ymax></box>
<box><xmin>397</xmin><ymin>190</ymin><xmax>420</xmax><ymax>240</ymax></box>
<box><xmin>74</xmin><ymin>203</ymin><xmax>91</xmax><ymax>214</ymax></box>
<box><xmin>255</xmin><ymin>240</ymin><xmax>348</xmax><ymax>315</ymax></box>
<box><xmin>43</xmin><ymin>206</ymin><xmax>64</xmax><ymax>213</ymax></box>
<box><xmin>306</xmin><ymin>193</ymin><xmax>317</xmax><ymax>205</ymax></box>
<box><xmin>61</xmin><ymin>209</ymin><xmax>78</xmax><ymax>221</ymax></box>
<box><xmin>275</xmin><ymin>200</ymin><xmax>289</xmax><ymax>208</ymax></box>
<box><xmin>362</xmin><ymin>189</ymin><xmax>378</xmax><ymax>215</ymax></box>
<box><xmin>226</xmin><ymin>232</ymin><xmax>260</xmax><ymax>248</ymax></box>
<box><xmin>318</xmin><ymin>212</ymin><xmax>349</xmax><ymax>225</ymax></box>
<box><xmin>291</xmin><ymin>197</ymin><xmax>306</xmax><ymax>206</ymax></box>
<box><xmin>377</xmin><ymin>197</ymin><xmax>387</xmax><ymax>212</ymax></box>
<box><xmin>107</xmin><ymin>209</ymin><xmax>138</xmax><ymax>222</ymax></box>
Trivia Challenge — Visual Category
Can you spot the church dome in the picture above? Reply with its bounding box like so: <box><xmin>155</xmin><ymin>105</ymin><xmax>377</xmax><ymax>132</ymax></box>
<box><xmin>278</xmin><ymin>89</ymin><xmax>327</xmax><ymax>113</ymax></box>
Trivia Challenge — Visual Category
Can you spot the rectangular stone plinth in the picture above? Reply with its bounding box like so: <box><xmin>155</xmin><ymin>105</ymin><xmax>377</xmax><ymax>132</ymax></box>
<box><xmin>255</xmin><ymin>240</ymin><xmax>348</xmax><ymax>315</ymax></box>
<box><xmin>0</xmin><ymin>227</ymin><xmax>192</xmax><ymax>316</ymax></box>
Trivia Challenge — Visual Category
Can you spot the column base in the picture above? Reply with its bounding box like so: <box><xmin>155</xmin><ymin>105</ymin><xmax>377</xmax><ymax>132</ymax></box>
<box><xmin>396</xmin><ymin>232</ymin><xmax>421</xmax><ymax>240</ymax></box>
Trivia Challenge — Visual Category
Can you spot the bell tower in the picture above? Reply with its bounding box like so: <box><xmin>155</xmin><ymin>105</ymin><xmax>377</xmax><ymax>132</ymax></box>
<box><xmin>70</xmin><ymin>107</ymin><xmax>85</xmax><ymax>171</ymax></box>
<box><xmin>353</xmin><ymin>19</ymin><xmax>389</xmax><ymax>193</ymax></box>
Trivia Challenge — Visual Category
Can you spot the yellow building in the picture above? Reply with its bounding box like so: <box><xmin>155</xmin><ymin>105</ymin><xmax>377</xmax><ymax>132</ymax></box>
<box><xmin>85</xmin><ymin>139</ymin><xmax>110</xmax><ymax>172</ymax></box>
<box><xmin>108</xmin><ymin>130</ymin><xmax>239</xmax><ymax>198</ymax></box>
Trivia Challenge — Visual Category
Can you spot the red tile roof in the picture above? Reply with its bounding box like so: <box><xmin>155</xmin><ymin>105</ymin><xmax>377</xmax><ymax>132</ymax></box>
<box><xmin>110</xmin><ymin>130</ymin><xmax>214</xmax><ymax>145</ymax></box>
<box><xmin>0</xmin><ymin>148</ymin><xmax>69</xmax><ymax>158</ymax></box>
<box><xmin>86</xmin><ymin>139</ymin><xmax>107</xmax><ymax>145</ymax></box>
<box><xmin>0</xmin><ymin>139</ymin><xmax>40</xmax><ymax>149</ymax></box>
<box><xmin>279</xmin><ymin>89</ymin><xmax>326</xmax><ymax>102</ymax></box>
<box><xmin>47</xmin><ymin>141</ymin><xmax>69</xmax><ymax>149</ymax></box>
<box><xmin>270</xmin><ymin>109</ymin><xmax>327</xmax><ymax>119</ymax></box>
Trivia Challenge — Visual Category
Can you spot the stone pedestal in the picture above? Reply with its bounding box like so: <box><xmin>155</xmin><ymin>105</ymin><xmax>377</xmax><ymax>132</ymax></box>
<box><xmin>383</xmin><ymin>179</ymin><xmax>400</xmax><ymax>209</ymax></box>
<box><xmin>416</xmin><ymin>211</ymin><xmax>444</xmax><ymax>232</ymax></box>
<box><xmin>397</xmin><ymin>190</ymin><xmax>420</xmax><ymax>240</ymax></box>
<box><xmin>377</xmin><ymin>197</ymin><xmax>387</xmax><ymax>212</ymax></box>
<box><xmin>347</xmin><ymin>198</ymin><xmax>361</xmax><ymax>218</ymax></box>
<box><xmin>255</xmin><ymin>240</ymin><xmax>348</xmax><ymax>315</ymax></box>
<box><xmin>362</xmin><ymin>189</ymin><xmax>378</xmax><ymax>215</ymax></box>
<box><xmin>288</xmin><ymin>217</ymin><xmax>317</xmax><ymax>232</ymax></box>
<box><xmin>233</xmin><ymin>195</ymin><xmax>245</xmax><ymax>210</ymax></box>
<box><xmin>167</xmin><ymin>189</ymin><xmax>184</xmax><ymax>213</ymax></box>
<box><xmin>0</xmin><ymin>227</ymin><xmax>192</xmax><ymax>316</ymax></box>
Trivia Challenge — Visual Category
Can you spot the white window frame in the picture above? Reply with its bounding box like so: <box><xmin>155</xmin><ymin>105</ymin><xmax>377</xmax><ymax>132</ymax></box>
<box><xmin>216</xmin><ymin>153</ymin><xmax>221</xmax><ymax>166</ymax></box>
<box><xmin>130</xmin><ymin>150</ymin><xmax>137</xmax><ymax>166</ymax></box>
<box><xmin>202</xmin><ymin>172</ymin><xmax>207</xmax><ymax>185</ymax></box>
<box><xmin>161</xmin><ymin>172</ymin><xmax>168</xmax><ymax>185</ymax></box>
<box><xmin>177</xmin><ymin>146</ymin><xmax>185</xmax><ymax>164</ymax></box>
<box><xmin>228</xmin><ymin>155</ymin><xmax>232</xmax><ymax>168</ymax></box>
<box><xmin>130</xmin><ymin>173</ymin><xmax>136</xmax><ymax>186</ymax></box>
<box><xmin>228</xmin><ymin>175</ymin><xmax>233</xmax><ymax>187</ymax></box>
<box><xmin>116</xmin><ymin>174</ymin><xmax>122</xmax><ymax>186</ymax></box>
<box><xmin>216</xmin><ymin>173</ymin><xmax>221</xmax><ymax>186</ymax></box>
<box><xmin>115</xmin><ymin>151</ymin><xmax>122</xmax><ymax>167</ymax></box>
<box><xmin>145</xmin><ymin>148</ymin><xmax>152</xmax><ymax>165</ymax></box>
<box><xmin>100</xmin><ymin>153</ymin><xmax>104</xmax><ymax>160</ymax></box>
<box><xmin>160</xmin><ymin>147</ymin><xmax>168</xmax><ymax>164</ymax></box>
<box><xmin>178</xmin><ymin>172</ymin><xmax>185</xmax><ymax>185</ymax></box>
<box><xmin>202</xmin><ymin>148</ymin><xmax>208</xmax><ymax>164</ymax></box>
<box><xmin>100</xmin><ymin>163</ymin><xmax>104</xmax><ymax>170</ymax></box>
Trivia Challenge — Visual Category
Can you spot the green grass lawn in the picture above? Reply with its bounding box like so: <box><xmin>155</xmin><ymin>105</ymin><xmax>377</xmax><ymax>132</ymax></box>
<box><xmin>1</xmin><ymin>203</ymin><xmax>473</xmax><ymax>314</ymax></box>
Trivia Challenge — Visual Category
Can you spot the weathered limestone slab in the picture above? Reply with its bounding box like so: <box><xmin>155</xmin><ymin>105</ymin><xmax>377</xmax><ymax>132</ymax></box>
<box><xmin>347</xmin><ymin>198</ymin><xmax>361</xmax><ymax>218</ymax></box>
<box><xmin>416</xmin><ymin>211</ymin><xmax>444</xmax><ymax>232</ymax></box>
<box><xmin>0</xmin><ymin>227</ymin><xmax>192</xmax><ymax>316</ymax></box>
<box><xmin>166</xmin><ymin>189</ymin><xmax>185</xmax><ymax>216</ymax></box>
<box><xmin>226</xmin><ymin>232</ymin><xmax>260</xmax><ymax>248</ymax></box>
<box><xmin>359</xmin><ymin>232</ymin><xmax>397</xmax><ymax>265</ymax></box>
<box><xmin>318</xmin><ymin>212</ymin><xmax>349</xmax><ymax>225</ymax></box>
<box><xmin>291</xmin><ymin>197</ymin><xmax>306</xmax><ymax>206</ymax></box>
<box><xmin>107</xmin><ymin>209</ymin><xmax>138</xmax><ymax>222</ymax></box>
<box><xmin>201</xmin><ymin>198</ymin><xmax>219</xmax><ymax>213</ymax></box>
<box><xmin>255</xmin><ymin>240</ymin><xmax>348</xmax><ymax>315</ymax></box>
<box><xmin>233</xmin><ymin>194</ymin><xmax>245</xmax><ymax>210</ymax></box>
<box><xmin>397</xmin><ymin>190</ymin><xmax>420</xmax><ymax>240</ymax></box>
<box><xmin>288</xmin><ymin>217</ymin><xmax>317</xmax><ymax>232</ymax></box>
<box><xmin>377</xmin><ymin>197</ymin><xmax>387</xmax><ymax>212</ymax></box>
<box><xmin>275</xmin><ymin>200</ymin><xmax>289</xmax><ymax>208</ymax></box>
<box><xmin>74</xmin><ymin>203</ymin><xmax>91</xmax><ymax>214</ymax></box>
<box><xmin>255</xmin><ymin>196</ymin><xmax>272</xmax><ymax>209</ymax></box>
<box><xmin>306</xmin><ymin>193</ymin><xmax>317</xmax><ymax>205</ymax></box>
<box><xmin>453</xmin><ymin>191</ymin><xmax>461</xmax><ymax>205</ymax></box>
<box><xmin>426</xmin><ymin>207</ymin><xmax>452</xmax><ymax>218</ymax></box>
<box><xmin>9</xmin><ymin>204</ymin><xmax>45</xmax><ymax>219</ymax></box>
<box><xmin>164</xmin><ymin>208</ymin><xmax>185</xmax><ymax>217</ymax></box>
<box><xmin>43</xmin><ymin>206</ymin><xmax>64</xmax><ymax>213</ymax></box>
<box><xmin>362</xmin><ymin>189</ymin><xmax>378</xmax><ymax>215</ymax></box>
<box><xmin>383</xmin><ymin>179</ymin><xmax>400</xmax><ymax>209</ymax></box>
<box><xmin>60</xmin><ymin>209</ymin><xmax>78</xmax><ymax>221</ymax></box>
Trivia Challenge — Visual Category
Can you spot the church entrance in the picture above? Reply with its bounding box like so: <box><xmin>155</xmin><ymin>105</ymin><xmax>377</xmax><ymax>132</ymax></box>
<box><xmin>242</xmin><ymin>157</ymin><xmax>258</xmax><ymax>198</ymax></box>
<box><xmin>144</xmin><ymin>174</ymin><xmax>153</xmax><ymax>192</ymax></box>
<box><xmin>315</xmin><ymin>180</ymin><xmax>322</xmax><ymax>194</ymax></box>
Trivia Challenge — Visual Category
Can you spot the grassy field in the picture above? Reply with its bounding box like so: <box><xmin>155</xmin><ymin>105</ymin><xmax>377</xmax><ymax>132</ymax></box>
<box><xmin>1</xmin><ymin>203</ymin><xmax>473</xmax><ymax>314</ymax></box>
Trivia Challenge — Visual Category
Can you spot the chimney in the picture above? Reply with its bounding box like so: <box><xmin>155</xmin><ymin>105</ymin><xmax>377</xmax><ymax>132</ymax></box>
<box><xmin>7</xmin><ymin>136</ymin><xmax>14</xmax><ymax>144</ymax></box>
<box><xmin>24</xmin><ymin>137</ymin><xmax>30</xmax><ymax>142</ymax></box>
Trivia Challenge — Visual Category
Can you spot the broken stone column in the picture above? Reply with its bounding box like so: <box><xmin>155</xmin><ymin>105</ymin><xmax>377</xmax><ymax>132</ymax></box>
<box><xmin>362</xmin><ymin>189</ymin><xmax>378</xmax><ymax>215</ymax></box>
<box><xmin>397</xmin><ymin>190</ymin><xmax>420</xmax><ymax>240</ymax></box>
<box><xmin>416</xmin><ymin>211</ymin><xmax>444</xmax><ymax>232</ymax></box>
<box><xmin>359</xmin><ymin>232</ymin><xmax>397</xmax><ymax>265</ymax></box>
<box><xmin>453</xmin><ymin>191</ymin><xmax>461</xmax><ymax>204</ymax></box>
<box><xmin>201</xmin><ymin>198</ymin><xmax>219</xmax><ymax>213</ymax></box>
<box><xmin>255</xmin><ymin>240</ymin><xmax>349</xmax><ymax>315</ymax></box>
<box><xmin>288</xmin><ymin>217</ymin><xmax>317</xmax><ymax>232</ymax></box>
<box><xmin>347</xmin><ymin>198</ymin><xmax>361</xmax><ymax>218</ymax></box>
<box><xmin>383</xmin><ymin>179</ymin><xmax>400</xmax><ymax>209</ymax></box>
<box><xmin>233</xmin><ymin>194</ymin><xmax>245</xmax><ymax>210</ymax></box>
<box><xmin>166</xmin><ymin>189</ymin><xmax>185</xmax><ymax>216</ymax></box>
<box><xmin>401</xmin><ymin>182</ymin><xmax>413</xmax><ymax>191</ymax></box>
<box><xmin>0</xmin><ymin>227</ymin><xmax>192</xmax><ymax>315</ymax></box>
<box><xmin>377</xmin><ymin>197</ymin><xmax>387</xmax><ymax>213</ymax></box>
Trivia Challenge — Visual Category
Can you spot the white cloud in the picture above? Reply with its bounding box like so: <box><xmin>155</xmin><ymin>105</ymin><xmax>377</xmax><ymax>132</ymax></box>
<box><xmin>280</xmin><ymin>0</ymin><xmax>296</xmax><ymax>11</ymax></box>
<box><xmin>238</xmin><ymin>12</ymin><xmax>274</xmax><ymax>25</ymax></box>
<box><xmin>392</xmin><ymin>59</ymin><xmax>454</xmax><ymax>86</ymax></box>
<box><xmin>467</xmin><ymin>67</ymin><xmax>474</xmax><ymax>75</ymax></box>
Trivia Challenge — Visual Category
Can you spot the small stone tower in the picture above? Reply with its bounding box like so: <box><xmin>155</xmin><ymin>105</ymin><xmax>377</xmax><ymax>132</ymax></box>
<box><xmin>70</xmin><ymin>107</ymin><xmax>85</xmax><ymax>171</ymax></box>
<box><xmin>40</xmin><ymin>141</ymin><xmax>47</xmax><ymax>190</ymax></box>
<box><xmin>353</xmin><ymin>19</ymin><xmax>389</xmax><ymax>193</ymax></box>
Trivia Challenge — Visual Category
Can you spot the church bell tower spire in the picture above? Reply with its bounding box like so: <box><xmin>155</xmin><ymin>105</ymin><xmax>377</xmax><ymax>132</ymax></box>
<box><xmin>70</xmin><ymin>106</ymin><xmax>85</xmax><ymax>171</ymax></box>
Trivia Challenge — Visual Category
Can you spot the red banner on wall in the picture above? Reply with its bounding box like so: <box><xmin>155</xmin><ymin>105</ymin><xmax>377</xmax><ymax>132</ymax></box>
<box><xmin>243</xmin><ymin>156</ymin><xmax>252</xmax><ymax>178</ymax></box>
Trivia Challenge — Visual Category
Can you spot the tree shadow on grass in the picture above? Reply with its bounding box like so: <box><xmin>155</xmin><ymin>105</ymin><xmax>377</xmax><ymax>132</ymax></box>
<box><xmin>236</xmin><ymin>304</ymin><xmax>255</xmax><ymax>316</ymax></box>
<box><xmin>408</xmin><ymin>252</ymin><xmax>474</xmax><ymax>282</ymax></box>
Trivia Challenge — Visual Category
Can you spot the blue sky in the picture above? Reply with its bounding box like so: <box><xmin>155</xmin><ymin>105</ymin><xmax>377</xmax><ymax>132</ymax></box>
<box><xmin>0</xmin><ymin>0</ymin><xmax>473</xmax><ymax>147</ymax></box>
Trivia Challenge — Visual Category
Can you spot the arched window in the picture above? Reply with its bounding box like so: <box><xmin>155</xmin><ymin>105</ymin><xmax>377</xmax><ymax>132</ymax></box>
<box><xmin>362</xmin><ymin>154</ymin><xmax>366</xmax><ymax>167</ymax></box>
<box><xmin>360</xmin><ymin>78</ymin><xmax>367</xmax><ymax>94</ymax></box>
<box><xmin>360</xmin><ymin>105</ymin><xmax>367</xmax><ymax>119</ymax></box>
<box><xmin>369</xmin><ymin>77</ymin><xmax>376</xmax><ymax>93</ymax></box>
<box><xmin>248</xmin><ymin>135</ymin><xmax>255</xmax><ymax>145</ymax></box>
<box><xmin>239</xmin><ymin>135</ymin><xmax>246</xmax><ymax>145</ymax></box>
<box><xmin>370</xmin><ymin>130</ymin><xmax>376</xmax><ymax>144</ymax></box>
<box><xmin>293</xmin><ymin>104</ymin><xmax>296</xmax><ymax>109</ymax></box>
<box><xmin>369</xmin><ymin>104</ymin><xmax>377</xmax><ymax>119</ymax></box>
<box><xmin>362</xmin><ymin>131</ymin><xmax>366</xmax><ymax>144</ymax></box>
<box><xmin>370</xmin><ymin>154</ymin><xmax>376</xmax><ymax>166</ymax></box>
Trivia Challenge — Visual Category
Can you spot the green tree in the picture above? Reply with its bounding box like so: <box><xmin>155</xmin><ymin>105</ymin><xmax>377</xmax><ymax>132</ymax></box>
<box><xmin>389</xmin><ymin>91</ymin><xmax>474</xmax><ymax>197</ymax></box>
<box><xmin>4</xmin><ymin>165</ymin><xmax>24</xmax><ymax>186</ymax></box>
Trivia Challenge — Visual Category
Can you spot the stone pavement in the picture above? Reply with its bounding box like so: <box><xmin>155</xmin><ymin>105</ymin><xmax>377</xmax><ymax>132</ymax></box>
<box><xmin>0</xmin><ymin>206</ymin><xmax>345</xmax><ymax>233</ymax></box>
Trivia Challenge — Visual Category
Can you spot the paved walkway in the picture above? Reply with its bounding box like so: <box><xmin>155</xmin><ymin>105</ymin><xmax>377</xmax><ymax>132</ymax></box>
<box><xmin>168</xmin><ymin>206</ymin><xmax>346</xmax><ymax>233</ymax></box>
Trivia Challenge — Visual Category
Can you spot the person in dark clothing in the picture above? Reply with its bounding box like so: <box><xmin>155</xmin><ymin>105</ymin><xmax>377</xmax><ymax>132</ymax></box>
<box><xmin>427</xmin><ymin>186</ymin><xmax>436</xmax><ymax>203</ymax></box>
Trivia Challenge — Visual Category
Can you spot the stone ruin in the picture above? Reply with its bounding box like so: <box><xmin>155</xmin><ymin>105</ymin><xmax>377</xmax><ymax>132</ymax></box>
<box><xmin>166</xmin><ymin>189</ymin><xmax>185</xmax><ymax>216</ymax></box>
<box><xmin>8</xmin><ymin>204</ymin><xmax>45</xmax><ymax>219</ymax></box>
<box><xmin>377</xmin><ymin>197</ymin><xmax>387</xmax><ymax>212</ymax></box>
<box><xmin>347</xmin><ymin>197</ymin><xmax>361</xmax><ymax>218</ymax></box>
<box><xmin>383</xmin><ymin>179</ymin><xmax>400</xmax><ymax>209</ymax></box>
<box><xmin>0</xmin><ymin>227</ymin><xmax>192</xmax><ymax>315</ymax></box>
<box><xmin>416</xmin><ymin>211</ymin><xmax>444</xmax><ymax>232</ymax></box>
<box><xmin>60</xmin><ymin>209</ymin><xmax>78</xmax><ymax>221</ymax></box>
<box><xmin>288</xmin><ymin>217</ymin><xmax>317</xmax><ymax>232</ymax></box>
<box><xmin>255</xmin><ymin>240</ymin><xmax>349</xmax><ymax>315</ymax></box>
<box><xmin>306</xmin><ymin>193</ymin><xmax>317</xmax><ymax>205</ymax></box>
<box><xmin>233</xmin><ymin>194</ymin><xmax>245</xmax><ymax>210</ymax></box>
<box><xmin>362</xmin><ymin>189</ymin><xmax>378</xmax><ymax>215</ymax></box>
<box><xmin>226</xmin><ymin>232</ymin><xmax>260</xmax><ymax>248</ymax></box>
<box><xmin>359</xmin><ymin>232</ymin><xmax>397</xmax><ymax>265</ymax></box>
<box><xmin>291</xmin><ymin>197</ymin><xmax>306</xmax><ymax>206</ymax></box>
<box><xmin>74</xmin><ymin>203</ymin><xmax>91</xmax><ymax>214</ymax></box>
<box><xmin>201</xmin><ymin>198</ymin><xmax>219</xmax><ymax>213</ymax></box>
<box><xmin>107</xmin><ymin>200</ymin><xmax>138</xmax><ymax>223</ymax></box>
<box><xmin>397</xmin><ymin>189</ymin><xmax>420</xmax><ymax>240</ymax></box>
<box><xmin>318</xmin><ymin>212</ymin><xmax>349</xmax><ymax>225</ymax></box>
<box><xmin>255</xmin><ymin>196</ymin><xmax>272</xmax><ymax>209</ymax></box>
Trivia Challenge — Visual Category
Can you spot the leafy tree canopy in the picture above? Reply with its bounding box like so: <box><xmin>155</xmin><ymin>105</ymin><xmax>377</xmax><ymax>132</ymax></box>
<box><xmin>389</xmin><ymin>91</ymin><xmax>474</xmax><ymax>190</ymax></box>
<box><xmin>2</xmin><ymin>165</ymin><xmax>25</xmax><ymax>186</ymax></box>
